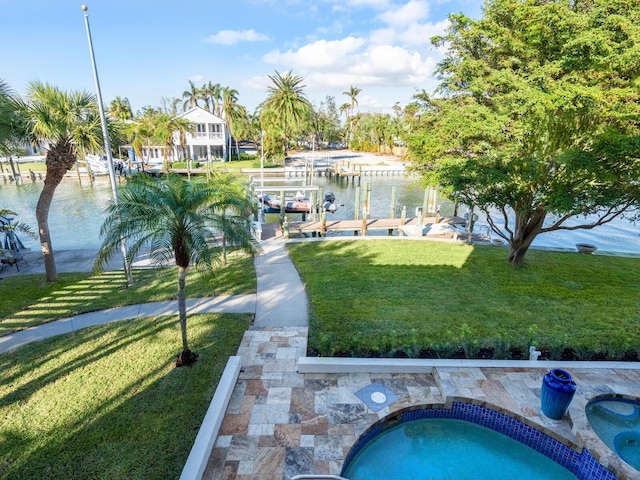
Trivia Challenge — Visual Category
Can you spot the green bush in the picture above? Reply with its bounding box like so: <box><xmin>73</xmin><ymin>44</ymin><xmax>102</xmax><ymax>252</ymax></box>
<box><xmin>237</xmin><ymin>153</ymin><xmax>257</xmax><ymax>162</ymax></box>
<box><xmin>170</xmin><ymin>161</ymin><xmax>202</xmax><ymax>169</ymax></box>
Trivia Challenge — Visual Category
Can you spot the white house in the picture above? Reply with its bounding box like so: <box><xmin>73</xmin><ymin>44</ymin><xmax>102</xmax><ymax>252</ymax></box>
<box><xmin>141</xmin><ymin>106</ymin><xmax>229</xmax><ymax>163</ymax></box>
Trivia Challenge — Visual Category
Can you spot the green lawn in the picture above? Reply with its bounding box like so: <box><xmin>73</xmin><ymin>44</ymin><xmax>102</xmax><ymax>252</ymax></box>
<box><xmin>0</xmin><ymin>312</ymin><xmax>251</xmax><ymax>480</ymax></box>
<box><xmin>0</xmin><ymin>252</ymin><xmax>255</xmax><ymax>479</ymax></box>
<box><xmin>0</xmin><ymin>252</ymin><xmax>256</xmax><ymax>336</ymax></box>
<box><xmin>288</xmin><ymin>240</ymin><xmax>640</xmax><ymax>360</ymax></box>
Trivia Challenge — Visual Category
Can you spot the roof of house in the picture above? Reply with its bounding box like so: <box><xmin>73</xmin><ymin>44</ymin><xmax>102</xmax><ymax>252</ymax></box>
<box><xmin>176</xmin><ymin>106</ymin><xmax>225</xmax><ymax>123</ymax></box>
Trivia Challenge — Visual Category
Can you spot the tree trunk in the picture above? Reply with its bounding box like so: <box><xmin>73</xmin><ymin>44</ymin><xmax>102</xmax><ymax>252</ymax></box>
<box><xmin>35</xmin><ymin>181</ymin><xmax>58</xmax><ymax>282</ymax></box>
<box><xmin>507</xmin><ymin>210</ymin><xmax>546</xmax><ymax>266</ymax></box>
<box><xmin>177</xmin><ymin>264</ymin><xmax>188</xmax><ymax>353</ymax></box>
<box><xmin>37</xmin><ymin>144</ymin><xmax>77</xmax><ymax>282</ymax></box>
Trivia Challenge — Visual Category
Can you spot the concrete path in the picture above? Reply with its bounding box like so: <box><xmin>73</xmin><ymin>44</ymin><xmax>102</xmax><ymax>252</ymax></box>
<box><xmin>0</xmin><ymin>236</ymin><xmax>308</xmax><ymax>354</ymax></box>
<box><xmin>254</xmin><ymin>238</ymin><xmax>308</xmax><ymax>328</ymax></box>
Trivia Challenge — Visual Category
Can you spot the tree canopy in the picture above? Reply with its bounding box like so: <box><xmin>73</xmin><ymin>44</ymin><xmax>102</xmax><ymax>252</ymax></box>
<box><xmin>407</xmin><ymin>0</ymin><xmax>640</xmax><ymax>265</ymax></box>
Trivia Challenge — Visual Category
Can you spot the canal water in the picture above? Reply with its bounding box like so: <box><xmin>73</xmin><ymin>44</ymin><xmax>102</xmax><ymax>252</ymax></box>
<box><xmin>1</xmin><ymin>174</ymin><xmax>639</xmax><ymax>255</ymax></box>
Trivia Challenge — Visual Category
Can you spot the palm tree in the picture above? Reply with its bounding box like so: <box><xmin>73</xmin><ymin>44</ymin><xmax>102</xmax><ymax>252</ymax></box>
<box><xmin>182</xmin><ymin>80</ymin><xmax>203</xmax><ymax>112</ymax></box>
<box><xmin>338</xmin><ymin>102</ymin><xmax>351</xmax><ymax>122</ymax></box>
<box><xmin>94</xmin><ymin>173</ymin><xmax>258</xmax><ymax>366</ymax></box>
<box><xmin>221</xmin><ymin>86</ymin><xmax>245</xmax><ymax>160</ymax></box>
<box><xmin>203</xmin><ymin>81</ymin><xmax>222</xmax><ymax>116</ymax></box>
<box><xmin>127</xmin><ymin>113</ymin><xmax>155</xmax><ymax>165</ymax></box>
<box><xmin>343</xmin><ymin>85</ymin><xmax>361</xmax><ymax>118</ymax></box>
<box><xmin>0</xmin><ymin>80</ymin><xmax>18</xmax><ymax>155</ymax></box>
<box><xmin>17</xmin><ymin>81</ymin><xmax>103</xmax><ymax>282</ymax></box>
<box><xmin>263</xmin><ymin>70</ymin><xmax>311</xmax><ymax>155</ymax></box>
<box><xmin>109</xmin><ymin>96</ymin><xmax>133</xmax><ymax>121</ymax></box>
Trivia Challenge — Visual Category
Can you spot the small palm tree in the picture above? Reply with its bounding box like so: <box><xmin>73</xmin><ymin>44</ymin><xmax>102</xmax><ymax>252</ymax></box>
<box><xmin>94</xmin><ymin>173</ymin><xmax>258</xmax><ymax>366</ymax></box>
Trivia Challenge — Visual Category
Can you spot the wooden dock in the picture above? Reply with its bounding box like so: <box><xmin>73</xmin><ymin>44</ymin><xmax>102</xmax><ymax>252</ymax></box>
<box><xmin>285</xmin><ymin>216</ymin><xmax>467</xmax><ymax>237</ymax></box>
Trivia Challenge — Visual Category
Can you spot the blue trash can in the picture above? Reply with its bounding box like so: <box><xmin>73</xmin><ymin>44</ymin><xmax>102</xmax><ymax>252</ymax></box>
<box><xmin>541</xmin><ymin>368</ymin><xmax>576</xmax><ymax>420</ymax></box>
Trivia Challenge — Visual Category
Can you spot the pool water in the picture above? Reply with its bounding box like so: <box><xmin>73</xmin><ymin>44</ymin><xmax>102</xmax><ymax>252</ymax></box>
<box><xmin>343</xmin><ymin>418</ymin><xmax>576</xmax><ymax>480</ymax></box>
<box><xmin>586</xmin><ymin>398</ymin><xmax>640</xmax><ymax>472</ymax></box>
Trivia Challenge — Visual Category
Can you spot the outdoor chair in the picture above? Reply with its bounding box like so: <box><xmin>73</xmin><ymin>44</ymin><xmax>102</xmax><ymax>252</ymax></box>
<box><xmin>0</xmin><ymin>248</ymin><xmax>30</xmax><ymax>272</ymax></box>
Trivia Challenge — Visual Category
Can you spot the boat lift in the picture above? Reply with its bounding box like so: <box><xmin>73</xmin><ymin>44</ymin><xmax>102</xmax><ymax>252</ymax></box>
<box><xmin>253</xmin><ymin>185</ymin><xmax>322</xmax><ymax>222</ymax></box>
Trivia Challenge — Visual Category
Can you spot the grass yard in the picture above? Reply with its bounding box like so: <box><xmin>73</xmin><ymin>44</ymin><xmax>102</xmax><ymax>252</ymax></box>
<box><xmin>0</xmin><ymin>252</ymin><xmax>256</xmax><ymax>336</ymax></box>
<box><xmin>288</xmin><ymin>240</ymin><xmax>640</xmax><ymax>360</ymax></box>
<box><xmin>0</xmin><ymin>312</ymin><xmax>251</xmax><ymax>480</ymax></box>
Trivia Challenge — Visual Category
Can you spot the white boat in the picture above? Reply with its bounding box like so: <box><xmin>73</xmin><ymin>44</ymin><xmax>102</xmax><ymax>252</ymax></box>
<box><xmin>84</xmin><ymin>154</ymin><xmax>124</xmax><ymax>174</ymax></box>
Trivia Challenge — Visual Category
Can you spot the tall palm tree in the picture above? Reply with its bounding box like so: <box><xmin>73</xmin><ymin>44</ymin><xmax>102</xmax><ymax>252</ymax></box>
<box><xmin>221</xmin><ymin>86</ymin><xmax>244</xmax><ymax>160</ymax></box>
<box><xmin>263</xmin><ymin>70</ymin><xmax>311</xmax><ymax>155</ymax></box>
<box><xmin>182</xmin><ymin>80</ymin><xmax>203</xmax><ymax>112</ymax></box>
<box><xmin>17</xmin><ymin>81</ymin><xmax>103</xmax><ymax>282</ymax></box>
<box><xmin>203</xmin><ymin>81</ymin><xmax>222</xmax><ymax>116</ymax></box>
<box><xmin>94</xmin><ymin>173</ymin><xmax>258</xmax><ymax>366</ymax></box>
<box><xmin>343</xmin><ymin>85</ymin><xmax>361</xmax><ymax>118</ymax></box>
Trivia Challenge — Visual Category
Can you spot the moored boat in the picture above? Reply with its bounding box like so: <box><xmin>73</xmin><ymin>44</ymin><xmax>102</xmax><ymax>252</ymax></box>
<box><xmin>258</xmin><ymin>191</ymin><xmax>337</xmax><ymax>214</ymax></box>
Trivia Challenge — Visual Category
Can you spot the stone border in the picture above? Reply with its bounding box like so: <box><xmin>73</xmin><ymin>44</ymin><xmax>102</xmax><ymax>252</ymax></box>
<box><xmin>297</xmin><ymin>356</ymin><xmax>640</xmax><ymax>374</ymax></box>
<box><xmin>179</xmin><ymin>356</ymin><xmax>241</xmax><ymax>480</ymax></box>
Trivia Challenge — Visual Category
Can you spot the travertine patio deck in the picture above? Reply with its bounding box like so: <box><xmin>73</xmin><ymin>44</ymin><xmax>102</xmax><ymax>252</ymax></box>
<box><xmin>203</xmin><ymin>327</ymin><xmax>640</xmax><ymax>480</ymax></box>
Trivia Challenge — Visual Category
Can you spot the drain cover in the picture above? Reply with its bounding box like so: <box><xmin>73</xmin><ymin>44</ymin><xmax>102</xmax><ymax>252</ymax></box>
<box><xmin>354</xmin><ymin>382</ymin><xmax>398</xmax><ymax>412</ymax></box>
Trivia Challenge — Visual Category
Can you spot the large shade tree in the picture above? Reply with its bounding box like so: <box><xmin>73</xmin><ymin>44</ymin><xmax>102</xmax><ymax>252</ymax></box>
<box><xmin>94</xmin><ymin>173</ymin><xmax>258</xmax><ymax>366</ymax></box>
<box><xmin>18</xmin><ymin>81</ymin><xmax>104</xmax><ymax>281</ymax></box>
<box><xmin>408</xmin><ymin>0</ymin><xmax>640</xmax><ymax>265</ymax></box>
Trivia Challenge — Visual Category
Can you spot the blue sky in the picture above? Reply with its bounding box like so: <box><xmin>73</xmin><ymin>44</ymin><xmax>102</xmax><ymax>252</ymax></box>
<box><xmin>1</xmin><ymin>0</ymin><xmax>482</xmax><ymax>115</ymax></box>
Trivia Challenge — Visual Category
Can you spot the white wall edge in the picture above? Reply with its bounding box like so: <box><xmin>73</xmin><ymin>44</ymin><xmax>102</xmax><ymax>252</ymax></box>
<box><xmin>179</xmin><ymin>356</ymin><xmax>241</xmax><ymax>480</ymax></box>
<box><xmin>297</xmin><ymin>356</ymin><xmax>640</xmax><ymax>374</ymax></box>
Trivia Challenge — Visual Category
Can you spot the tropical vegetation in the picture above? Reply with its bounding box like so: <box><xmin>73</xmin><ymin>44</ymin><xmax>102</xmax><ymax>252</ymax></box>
<box><xmin>94</xmin><ymin>173</ymin><xmax>258</xmax><ymax>366</ymax></box>
<box><xmin>407</xmin><ymin>0</ymin><xmax>640</xmax><ymax>265</ymax></box>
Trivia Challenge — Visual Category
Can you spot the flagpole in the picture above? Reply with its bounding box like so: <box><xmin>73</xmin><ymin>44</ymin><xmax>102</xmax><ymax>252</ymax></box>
<box><xmin>82</xmin><ymin>4</ymin><xmax>133</xmax><ymax>284</ymax></box>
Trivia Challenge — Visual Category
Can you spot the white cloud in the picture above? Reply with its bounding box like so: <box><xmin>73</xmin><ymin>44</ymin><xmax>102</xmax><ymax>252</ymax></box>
<box><xmin>189</xmin><ymin>74</ymin><xmax>204</xmax><ymax>82</ymax></box>
<box><xmin>264</xmin><ymin>37</ymin><xmax>366</xmax><ymax>69</ymax></box>
<box><xmin>263</xmin><ymin>38</ymin><xmax>436</xmax><ymax>89</ymax></box>
<box><xmin>328</xmin><ymin>0</ymin><xmax>391</xmax><ymax>9</ymax></box>
<box><xmin>205</xmin><ymin>29</ymin><xmax>269</xmax><ymax>45</ymax></box>
<box><xmin>377</xmin><ymin>0</ymin><xmax>430</xmax><ymax>27</ymax></box>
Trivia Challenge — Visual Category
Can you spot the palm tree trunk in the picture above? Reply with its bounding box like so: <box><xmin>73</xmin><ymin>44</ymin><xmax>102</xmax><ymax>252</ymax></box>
<box><xmin>35</xmin><ymin>181</ymin><xmax>58</xmax><ymax>282</ymax></box>
<box><xmin>36</xmin><ymin>145</ymin><xmax>76</xmax><ymax>282</ymax></box>
<box><xmin>177</xmin><ymin>264</ymin><xmax>188</xmax><ymax>353</ymax></box>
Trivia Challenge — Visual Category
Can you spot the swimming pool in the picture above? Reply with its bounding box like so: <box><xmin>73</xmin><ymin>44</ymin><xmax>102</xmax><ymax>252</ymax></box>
<box><xmin>342</xmin><ymin>401</ymin><xmax>616</xmax><ymax>480</ymax></box>
<box><xmin>586</xmin><ymin>397</ymin><xmax>640</xmax><ymax>472</ymax></box>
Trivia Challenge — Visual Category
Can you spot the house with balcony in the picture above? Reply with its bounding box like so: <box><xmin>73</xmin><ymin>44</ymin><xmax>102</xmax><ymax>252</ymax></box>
<box><xmin>141</xmin><ymin>106</ymin><xmax>229</xmax><ymax>163</ymax></box>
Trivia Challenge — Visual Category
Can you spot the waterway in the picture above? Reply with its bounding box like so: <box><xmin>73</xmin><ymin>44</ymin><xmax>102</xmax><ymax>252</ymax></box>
<box><xmin>1</xmin><ymin>173</ymin><xmax>639</xmax><ymax>255</ymax></box>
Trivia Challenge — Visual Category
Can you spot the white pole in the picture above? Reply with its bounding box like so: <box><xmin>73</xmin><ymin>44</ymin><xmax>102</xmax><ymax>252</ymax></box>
<box><xmin>260</xmin><ymin>130</ymin><xmax>265</xmax><ymax>187</ymax></box>
<box><xmin>82</xmin><ymin>5</ymin><xmax>132</xmax><ymax>284</ymax></box>
<box><xmin>260</xmin><ymin>130</ymin><xmax>265</xmax><ymax>221</ymax></box>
